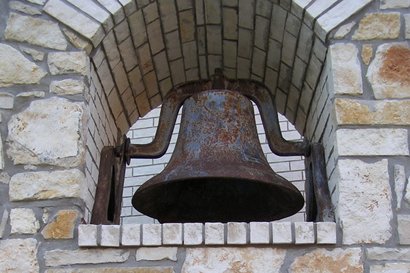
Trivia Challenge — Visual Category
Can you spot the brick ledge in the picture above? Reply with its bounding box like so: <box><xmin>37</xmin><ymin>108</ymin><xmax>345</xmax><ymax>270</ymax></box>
<box><xmin>78</xmin><ymin>222</ymin><xmax>336</xmax><ymax>247</ymax></box>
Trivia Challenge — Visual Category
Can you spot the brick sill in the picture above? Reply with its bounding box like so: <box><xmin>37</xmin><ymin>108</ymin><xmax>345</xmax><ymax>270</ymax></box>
<box><xmin>78</xmin><ymin>222</ymin><xmax>336</xmax><ymax>247</ymax></box>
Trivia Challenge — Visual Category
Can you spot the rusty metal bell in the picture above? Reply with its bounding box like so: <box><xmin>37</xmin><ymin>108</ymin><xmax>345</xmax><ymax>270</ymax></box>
<box><xmin>132</xmin><ymin>89</ymin><xmax>304</xmax><ymax>223</ymax></box>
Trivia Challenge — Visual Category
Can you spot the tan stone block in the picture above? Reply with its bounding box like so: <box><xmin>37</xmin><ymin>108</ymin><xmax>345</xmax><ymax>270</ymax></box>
<box><xmin>227</xmin><ymin>222</ymin><xmax>247</xmax><ymax>245</ymax></box>
<box><xmin>0</xmin><ymin>239</ymin><xmax>39</xmax><ymax>272</ymax></box>
<box><xmin>9</xmin><ymin>169</ymin><xmax>84</xmax><ymax>201</ymax></box>
<box><xmin>336</xmin><ymin>128</ymin><xmax>408</xmax><ymax>156</ymax></box>
<box><xmin>361</xmin><ymin>44</ymin><xmax>373</xmax><ymax>65</ymax></box>
<box><xmin>398</xmin><ymin>214</ymin><xmax>410</xmax><ymax>245</ymax></box>
<box><xmin>371</xmin><ymin>263</ymin><xmax>410</xmax><ymax>273</ymax></box>
<box><xmin>7</xmin><ymin>97</ymin><xmax>85</xmax><ymax>167</ymax></box>
<box><xmin>10</xmin><ymin>208</ymin><xmax>39</xmax><ymax>234</ymax></box>
<box><xmin>20</xmin><ymin>46</ymin><xmax>45</xmax><ymax>61</ymax></box>
<box><xmin>290</xmin><ymin>248</ymin><xmax>363</xmax><ymax>273</ymax></box>
<box><xmin>335</xmin><ymin>98</ymin><xmax>410</xmax><ymax>125</ymax></box>
<box><xmin>329</xmin><ymin>43</ymin><xmax>363</xmax><ymax>95</ymax></box>
<box><xmin>44</xmin><ymin>249</ymin><xmax>130</xmax><ymax>266</ymax></box>
<box><xmin>42</xmin><ymin>210</ymin><xmax>79</xmax><ymax>239</ymax></box>
<box><xmin>45</xmin><ymin>267</ymin><xmax>174</xmax><ymax>273</ymax></box>
<box><xmin>367</xmin><ymin>43</ymin><xmax>410</xmax><ymax>99</ymax></box>
<box><xmin>5</xmin><ymin>13</ymin><xmax>67</xmax><ymax>50</ymax></box>
<box><xmin>333</xmin><ymin>21</ymin><xmax>356</xmax><ymax>39</ymax></box>
<box><xmin>9</xmin><ymin>1</ymin><xmax>42</xmax><ymax>15</ymax></box>
<box><xmin>367</xmin><ymin>247</ymin><xmax>410</xmax><ymax>260</ymax></box>
<box><xmin>182</xmin><ymin>247</ymin><xmax>286</xmax><ymax>273</ymax></box>
<box><xmin>62</xmin><ymin>28</ymin><xmax>93</xmax><ymax>54</ymax></box>
<box><xmin>48</xmin><ymin>51</ymin><xmax>89</xmax><ymax>76</ymax></box>
<box><xmin>353</xmin><ymin>13</ymin><xmax>400</xmax><ymax>40</ymax></box>
<box><xmin>337</xmin><ymin>159</ymin><xmax>392</xmax><ymax>244</ymax></box>
<box><xmin>50</xmin><ymin>79</ymin><xmax>87</xmax><ymax>95</ymax></box>
<box><xmin>136</xmin><ymin>247</ymin><xmax>177</xmax><ymax>261</ymax></box>
<box><xmin>0</xmin><ymin>43</ymin><xmax>47</xmax><ymax>87</ymax></box>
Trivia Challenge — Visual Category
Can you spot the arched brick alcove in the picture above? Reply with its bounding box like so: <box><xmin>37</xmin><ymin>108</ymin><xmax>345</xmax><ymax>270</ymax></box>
<box><xmin>40</xmin><ymin>0</ymin><xmax>381</xmax><ymax>226</ymax></box>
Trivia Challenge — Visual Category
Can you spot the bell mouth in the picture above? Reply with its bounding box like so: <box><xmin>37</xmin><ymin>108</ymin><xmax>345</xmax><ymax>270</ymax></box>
<box><xmin>132</xmin><ymin>177</ymin><xmax>304</xmax><ymax>223</ymax></box>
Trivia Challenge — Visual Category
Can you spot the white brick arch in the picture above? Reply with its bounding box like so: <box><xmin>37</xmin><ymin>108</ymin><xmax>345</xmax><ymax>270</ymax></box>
<box><xmin>43</xmin><ymin>0</ymin><xmax>374</xmax><ymax>134</ymax></box>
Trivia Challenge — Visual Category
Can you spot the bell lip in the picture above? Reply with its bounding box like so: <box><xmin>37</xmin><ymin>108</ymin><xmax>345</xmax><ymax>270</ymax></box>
<box><xmin>132</xmin><ymin>176</ymin><xmax>304</xmax><ymax>223</ymax></box>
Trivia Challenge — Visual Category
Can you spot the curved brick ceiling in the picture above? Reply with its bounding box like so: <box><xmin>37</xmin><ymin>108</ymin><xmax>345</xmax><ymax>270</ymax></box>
<box><xmin>44</xmin><ymin>0</ymin><xmax>373</xmax><ymax>133</ymax></box>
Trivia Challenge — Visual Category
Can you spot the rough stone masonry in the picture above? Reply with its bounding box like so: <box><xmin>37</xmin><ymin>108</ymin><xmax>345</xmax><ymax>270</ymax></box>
<box><xmin>0</xmin><ymin>0</ymin><xmax>409</xmax><ymax>272</ymax></box>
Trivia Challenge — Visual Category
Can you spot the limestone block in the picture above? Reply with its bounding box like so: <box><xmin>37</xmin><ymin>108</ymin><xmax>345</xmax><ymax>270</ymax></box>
<box><xmin>17</xmin><ymin>91</ymin><xmax>46</xmax><ymax>98</ymax></box>
<box><xmin>78</xmin><ymin>224</ymin><xmax>98</xmax><ymax>246</ymax></box>
<box><xmin>395</xmin><ymin>165</ymin><xmax>406</xmax><ymax>209</ymax></box>
<box><xmin>272</xmin><ymin>222</ymin><xmax>292</xmax><ymax>244</ymax></box>
<box><xmin>367</xmin><ymin>247</ymin><xmax>410</xmax><ymax>260</ymax></box>
<box><xmin>162</xmin><ymin>223</ymin><xmax>182</xmax><ymax>245</ymax></box>
<box><xmin>46</xmin><ymin>267</ymin><xmax>174</xmax><ymax>273</ymax></box>
<box><xmin>250</xmin><ymin>222</ymin><xmax>270</xmax><ymax>244</ymax></box>
<box><xmin>337</xmin><ymin>159</ymin><xmax>393</xmax><ymax>244</ymax></box>
<box><xmin>20</xmin><ymin>46</ymin><xmax>45</xmax><ymax>61</ymax></box>
<box><xmin>62</xmin><ymin>28</ymin><xmax>93</xmax><ymax>54</ymax></box>
<box><xmin>10</xmin><ymin>208</ymin><xmax>39</xmax><ymax>234</ymax></box>
<box><xmin>9</xmin><ymin>1</ymin><xmax>42</xmax><ymax>15</ymax></box>
<box><xmin>0</xmin><ymin>209</ymin><xmax>8</xmax><ymax>238</ymax></box>
<box><xmin>329</xmin><ymin>43</ymin><xmax>363</xmax><ymax>95</ymax></box>
<box><xmin>205</xmin><ymin>223</ymin><xmax>224</xmax><ymax>245</ymax></box>
<box><xmin>44</xmin><ymin>249</ymin><xmax>130</xmax><ymax>266</ymax></box>
<box><xmin>42</xmin><ymin>210</ymin><xmax>79</xmax><ymax>239</ymax></box>
<box><xmin>353</xmin><ymin>13</ymin><xmax>400</xmax><ymax>40</ymax></box>
<box><xmin>0</xmin><ymin>135</ymin><xmax>4</xmax><ymax>170</ymax></box>
<box><xmin>336</xmin><ymin>128</ymin><xmax>408</xmax><ymax>156</ymax></box>
<box><xmin>136</xmin><ymin>247</ymin><xmax>177</xmax><ymax>261</ymax></box>
<box><xmin>405</xmin><ymin>14</ymin><xmax>410</xmax><ymax>39</ymax></box>
<box><xmin>367</xmin><ymin>43</ymin><xmax>410</xmax><ymax>99</ymax></box>
<box><xmin>0</xmin><ymin>43</ymin><xmax>46</xmax><ymax>87</ymax></box>
<box><xmin>335</xmin><ymin>98</ymin><xmax>410</xmax><ymax>125</ymax></box>
<box><xmin>0</xmin><ymin>172</ymin><xmax>10</xmax><ymax>184</ymax></box>
<box><xmin>183</xmin><ymin>223</ymin><xmax>203</xmax><ymax>245</ymax></box>
<box><xmin>294</xmin><ymin>222</ymin><xmax>315</xmax><ymax>244</ymax></box>
<box><xmin>142</xmin><ymin>224</ymin><xmax>161</xmax><ymax>246</ymax></box>
<box><xmin>227</xmin><ymin>222</ymin><xmax>247</xmax><ymax>245</ymax></box>
<box><xmin>316</xmin><ymin>222</ymin><xmax>337</xmax><ymax>244</ymax></box>
<box><xmin>290</xmin><ymin>248</ymin><xmax>363</xmax><ymax>273</ymax></box>
<box><xmin>28</xmin><ymin>0</ymin><xmax>46</xmax><ymax>5</ymax></box>
<box><xmin>121</xmin><ymin>224</ymin><xmax>140</xmax><ymax>246</ymax></box>
<box><xmin>405</xmin><ymin>177</ymin><xmax>410</xmax><ymax>205</ymax></box>
<box><xmin>44</xmin><ymin>0</ymin><xmax>104</xmax><ymax>46</ymax></box>
<box><xmin>48</xmin><ymin>51</ymin><xmax>88</xmax><ymax>75</ymax></box>
<box><xmin>5</xmin><ymin>13</ymin><xmax>67</xmax><ymax>50</ymax></box>
<box><xmin>0</xmin><ymin>92</ymin><xmax>14</xmax><ymax>109</ymax></box>
<box><xmin>9</xmin><ymin>169</ymin><xmax>84</xmax><ymax>201</ymax></box>
<box><xmin>370</xmin><ymin>263</ymin><xmax>410</xmax><ymax>273</ymax></box>
<box><xmin>333</xmin><ymin>22</ymin><xmax>356</xmax><ymax>39</ymax></box>
<box><xmin>381</xmin><ymin>0</ymin><xmax>410</xmax><ymax>9</ymax></box>
<box><xmin>0</xmin><ymin>239</ymin><xmax>39</xmax><ymax>272</ymax></box>
<box><xmin>398</xmin><ymin>214</ymin><xmax>410</xmax><ymax>245</ymax></box>
<box><xmin>101</xmin><ymin>225</ymin><xmax>120</xmax><ymax>247</ymax></box>
<box><xmin>182</xmin><ymin>247</ymin><xmax>286</xmax><ymax>273</ymax></box>
<box><xmin>50</xmin><ymin>79</ymin><xmax>87</xmax><ymax>95</ymax></box>
<box><xmin>361</xmin><ymin>44</ymin><xmax>373</xmax><ymax>65</ymax></box>
<box><xmin>7</xmin><ymin>97</ymin><xmax>84</xmax><ymax>167</ymax></box>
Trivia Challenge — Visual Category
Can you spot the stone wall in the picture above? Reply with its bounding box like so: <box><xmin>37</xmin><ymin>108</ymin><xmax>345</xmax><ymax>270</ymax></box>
<box><xmin>0</xmin><ymin>0</ymin><xmax>409</xmax><ymax>272</ymax></box>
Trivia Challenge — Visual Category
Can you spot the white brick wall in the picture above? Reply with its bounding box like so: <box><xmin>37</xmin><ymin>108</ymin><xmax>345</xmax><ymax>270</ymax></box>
<box><xmin>121</xmin><ymin>104</ymin><xmax>306</xmax><ymax>224</ymax></box>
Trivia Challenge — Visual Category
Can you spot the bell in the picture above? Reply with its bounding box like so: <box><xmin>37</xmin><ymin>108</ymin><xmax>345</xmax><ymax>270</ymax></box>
<box><xmin>132</xmin><ymin>89</ymin><xmax>304</xmax><ymax>223</ymax></box>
